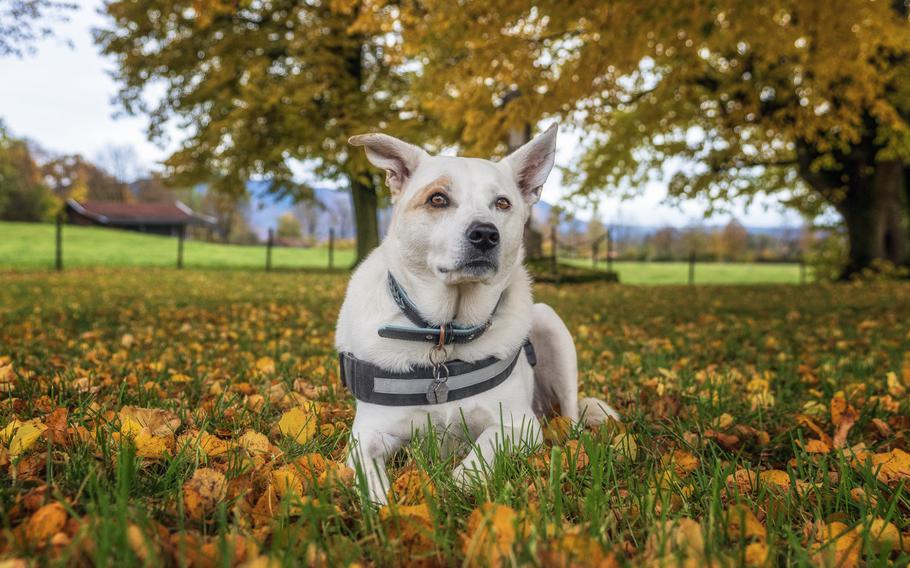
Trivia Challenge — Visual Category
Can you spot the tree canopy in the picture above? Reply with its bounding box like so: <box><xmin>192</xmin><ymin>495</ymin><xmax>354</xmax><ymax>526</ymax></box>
<box><xmin>0</xmin><ymin>123</ymin><xmax>56</xmax><ymax>221</ymax></box>
<box><xmin>96</xmin><ymin>0</ymin><xmax>439</xmax><ymax>262</ymax></box>
<box><xmin>386</xmin><ymin>0</ymin><xmax>910</xmax><ymax>276</ymax></box>
<box><xmin>0</xmin><ymin>0</ymin><xmax>75</xmax><ymax>57</ymax></box>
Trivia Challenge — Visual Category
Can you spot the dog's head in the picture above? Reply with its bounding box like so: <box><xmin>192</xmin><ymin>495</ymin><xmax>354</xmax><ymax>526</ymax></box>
<box><xmin>349</xmin><ymin>125</ymin><xmax>557</xmax><ymax>286</ymax></box>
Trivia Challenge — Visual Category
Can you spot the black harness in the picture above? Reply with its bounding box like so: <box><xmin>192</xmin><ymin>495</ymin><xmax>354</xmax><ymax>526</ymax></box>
<box><xmin>339</xmin><ymin>273</ymin><xmax>536</xmax><ymax>406</ymax></box>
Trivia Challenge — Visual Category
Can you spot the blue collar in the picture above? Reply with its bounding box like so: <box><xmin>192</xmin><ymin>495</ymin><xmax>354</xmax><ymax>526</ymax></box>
<box><xmin>377</xmin><ymin>272</ymin><xmax>503</xmax><ymax>346</ymax></box>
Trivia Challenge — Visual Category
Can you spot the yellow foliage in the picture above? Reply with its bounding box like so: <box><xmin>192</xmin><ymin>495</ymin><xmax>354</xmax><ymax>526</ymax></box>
<box><xmin>24</xmin><ymin>502</ymin><xmax>67</xmax><ymax>546</ymax></box>
<box><xmin>183</xmin><ymin>468</ymin><xmax>227</xmax><ymax>521</ymax></box>
<box><xmin>6</xmin><ymin>418</ymin><xmax>46</xmax><ymax>457</ymax></box>
<box><xmin>461</xmin><ymin>503</ymin><xmax>517</xmax><ymax>567</ymax></box>
<box><xmin>277</xmin><ymin>405</ymin><xmax>317</xmax><ymax>444</ymax></box>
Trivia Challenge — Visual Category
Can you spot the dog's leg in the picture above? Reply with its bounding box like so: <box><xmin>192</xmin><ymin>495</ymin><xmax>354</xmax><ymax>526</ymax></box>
<box><xmin>452</xmin><ymin>414</ymin><xmax>541</xmax><ymax>488</ymax></box>
<box><xmin>530</xmin><ymin>303</ymin><xmax>619</xmax><ymax>424</ymax></box>
<box><xmin>346</xmin><ymin>425</ymin><xmax>405</xmax><ymax>505</ymax></box>
<box><xmin>529</xmin><ymin>303</ymin><xmax>580</xmax><ymax>420</ymax></box>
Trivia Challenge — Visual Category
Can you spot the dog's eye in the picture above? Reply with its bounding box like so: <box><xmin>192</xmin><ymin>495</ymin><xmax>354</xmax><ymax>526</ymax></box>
<box><xmin>428</xmin><ymin>193</ymin><xmax>449</xmax><ymax>208</ymax></box>
<box><xmin>495</xmin><ymin>197</ymin><xmax>511</xmax><ymax>211</ymax></box>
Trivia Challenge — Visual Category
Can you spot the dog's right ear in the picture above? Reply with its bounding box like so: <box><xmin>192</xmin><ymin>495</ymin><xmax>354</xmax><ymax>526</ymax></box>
<box><xmin>348</xmin><ymin>133</ymin><xmax>427</xmax><ymax>200</ymax></box>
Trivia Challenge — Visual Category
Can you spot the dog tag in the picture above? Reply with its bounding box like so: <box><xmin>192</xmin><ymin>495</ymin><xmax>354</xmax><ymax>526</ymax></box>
<box><xmin>427</xmin><ymin>379</ymin><xmax>449</xmax><ymax>404</ymax></box>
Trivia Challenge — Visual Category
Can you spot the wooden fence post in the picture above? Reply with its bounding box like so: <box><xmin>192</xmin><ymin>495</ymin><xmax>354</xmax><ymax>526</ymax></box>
<box><xmin>177</xmin><ymin>226</ymin><xmax>185</xmax><ymax>269</ymax></box>
<box><xmin>550</xmin><ymin>224</ymin><xmax>558</xmax><ymax>276</ymax></box>
<box><xmin>266</xmin><ymin>229</ymin><xmax>273</xmax><ymax>272</ymax></box>
<box><xmin>55</xmin><ymin>211</ymin><xmax>63</xmax><ymax>271</ymax></box>
<box><xmin>592</xmin><ymin>241</ymin><xmax>598</xmax><ymax>269</ymax></box>
<box><xmin>606</xmin><ymin>228</ymin><xmax>613</xmax><ymax>273</ymax></box>
<box><xmin>329</xmin><ymin>228</ymin><xmax>335</xmax><ymax>270</ymax></box>
<box><xmin>688</xmin><ymin>250</ymin><xmax>696</xmax><ymax>285</ymax></box>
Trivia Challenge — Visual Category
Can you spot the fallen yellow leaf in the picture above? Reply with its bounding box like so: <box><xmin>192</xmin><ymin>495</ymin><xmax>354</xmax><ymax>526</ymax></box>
<box><xmin>277</xmin><ymin>406</ymin><xmax>317</xmax><ymax>444</ymax></box>
<box><xmin>462</xmin><ymin>503</ymin><xmax>517</xmax><ymax>567</ymax></box>
<box><xmin>8</xmin><ymin>418</ymin><xmax>47</xmax><ymax>457</ymax></box>
<box><xmin>725</xmin><ymin>504</ymin><xmax>766</xmax><ymax>542</ymax></box>
<box><xmin>24</xmin><ymin>502</ymin><xmax>67</xmax><ymax>546</ymax></box>
<box><xmin>388</xmin><ymin>469</ymin><xmax>435</xmax><ymax>505</ymax></box>
<box><xmin>183</xmin><ymin>468</ymin><xmax>227</xmax><ymax>521</ymax></box>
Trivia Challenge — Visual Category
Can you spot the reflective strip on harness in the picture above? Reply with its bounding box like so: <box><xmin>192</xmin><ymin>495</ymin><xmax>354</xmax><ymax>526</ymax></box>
<box><xmin>339</xmin><ymin>340</ymin><xmax>536</xmax><ymax>406</ymax></box>
<box><xmin>374</xmin><ymin>355</ymin><xmax>517</xmax><ymax>395</ymax></box>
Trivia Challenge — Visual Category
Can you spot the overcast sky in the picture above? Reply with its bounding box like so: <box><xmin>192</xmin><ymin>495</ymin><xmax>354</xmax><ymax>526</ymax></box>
<box><xmin>0</xmin><ymin>0</ymin><xmax>804</xmax><ymax>228</ymax></box>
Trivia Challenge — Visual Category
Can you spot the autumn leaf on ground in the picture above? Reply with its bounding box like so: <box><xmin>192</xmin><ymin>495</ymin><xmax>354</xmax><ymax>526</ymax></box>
<box><xmin>830</xmin><ymin>392</ymin><xmax>858</xmax><ymax>449</ymax></box>
<box><xmin>538</xmin><ymin>531</ymin><xmax>618</xmax><ymax>568</ymax></box>
<box><xmin>4</xmin><ymin>418</ymin><xmax>47</xmax><ymax>457</ymax></box>
<box><xmin>255</xmin><ymin>356</ymin><xmax>276</xmax><ymax>375</ymax></box>
<box><xmin>379</xmin><ymin>502</ymin><xmax>438</xmax><ymax>565</ymax></box>
<box><xmin>724</xmin><ymin>504</ymin><xmax>766</xmax><ymax>542</ymax></box>
<box><xmin>542</xmin><ymin>415</ymin><xmax>574</xmax><ymax>444</ymax></box>
<box><xmin>462</xmin><ymin>503</ymin><xmax>517</xmax><ymax>567</ymax></box>
<box><xmin>183</xmin><ymin>468</ymin><xmax>228</xmax><ymax>521</ymax></box>
<box><xmin>388</xmin><ymin>468</ymin><xmax>435</xmax><ymax>505</ymax></box>
<box><xmin>662</xmin><ymin>449</ymin><xmax>699</xmax><ymax>478</ymax></box>
<box><xmin>643</xmin><ymin>518</ymin><xmax>704</xmax><ymax>564</ymax></box>
<box><xmin>119</xmin><ymin>406</ymin><xmax>181</xmax><ymax>437</ymax></box>
<box><xmin>276</xmin><ymin>405</ymin><xmax>318</xmax><ymax>444</ymax></box>
<box><xmin>177</xmin><ymin>429</ymin><xmax>229</xmax><ymax>459</ymax></box>
<box><xmin>853</xmin><ymin>448</ymin><xmax>910</xmax><ymax>487</ymax></box>
<box><xmin>24</xmin><ymin>502</ymin><xmax>67</xmax><ymax>547</ymax></box>
<box><xmin>808</xmin><ymin>521</ymin><xmax>861</xmax><ymax>568</ymax></box>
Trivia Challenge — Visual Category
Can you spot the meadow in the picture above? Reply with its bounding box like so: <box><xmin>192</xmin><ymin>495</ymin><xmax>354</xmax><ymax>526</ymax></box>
<box><xmin>0</xmin><ymin>222</ymin><xmax>805</xmax><ymax>285</ymax></box>
<box><xmin>0</xmin><ymin>222</ymin><xmax>355</xmax><ymax>270</ymax></box>
<box><xmin>1</xmin><ymin>268</ymin><xmax>908</xmax><ymax>567</ymax></box>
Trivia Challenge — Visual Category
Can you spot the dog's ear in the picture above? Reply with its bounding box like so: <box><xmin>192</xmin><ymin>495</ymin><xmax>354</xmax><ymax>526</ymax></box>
<box><xmin>501</xmin><ymin>123</ymin><xmax>558</xmax><ymax>205</ymax></box>
<box><xmin>348</xmin><ymin>133</ymin><xmax>427</xmax><ymax>200</ymax></box>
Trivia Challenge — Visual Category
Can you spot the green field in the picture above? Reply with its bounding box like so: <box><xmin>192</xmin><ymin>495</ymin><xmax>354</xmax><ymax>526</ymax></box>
<box><xmin>0</xmin><ymin>221</ymin><xmax>354</xmax><ymax>270</ymax></box>
<box><xmin>562</xmin><ymin>258</ymin><xmax>805</xmax><ymax>285</ymax></box>
<box><xmin>1</xmin><ymin>269</ymin><xmax>908</xmax><ymax>566</ymax></box>
<box><xmin>1</xmin><ymin>222</ymin><xmax>805</xmax><ymax>284</ymax></box>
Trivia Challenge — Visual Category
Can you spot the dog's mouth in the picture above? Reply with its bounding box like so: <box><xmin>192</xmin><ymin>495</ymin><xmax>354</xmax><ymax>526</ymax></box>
<box><xmin>438</xmin><ymin>258</ymin><xmax>498</xmax><ymax>275</ymax></box>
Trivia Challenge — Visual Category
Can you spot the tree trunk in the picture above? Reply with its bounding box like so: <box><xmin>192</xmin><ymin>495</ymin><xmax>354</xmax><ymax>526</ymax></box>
<box><xmin>350</xmin><ymin>175</ymin><xmax>379</xmax><ymax>265</ymax></box>
<box><xmin>797</xmin><ymin>133</ymin><xmax>910</xmax><ymax>279</ymax></box>
<box><xmin>838</xmin><ymin>160</ymin><xmax>909</xmax><ymax>277</ymax></box>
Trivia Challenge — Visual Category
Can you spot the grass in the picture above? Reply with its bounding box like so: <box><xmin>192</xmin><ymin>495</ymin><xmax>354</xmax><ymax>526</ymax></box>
<box><xmin>3</xmin><ymin>222</ymin><xmax>803</xmax><ymax>284</ymax></box>
<box><xmin>561</xmin><ymin>258</ymin><xmax>805</xmax><ymax>285</ymax></box>
<box><xmin>0</xmin><ymin>221</ymin><xmax>355</xmax><ymax>269</ymax></box>
<box><xmin>1</xmin><ymin>268</ymin><xmax>908</xmax><ymax>566</ymax></box>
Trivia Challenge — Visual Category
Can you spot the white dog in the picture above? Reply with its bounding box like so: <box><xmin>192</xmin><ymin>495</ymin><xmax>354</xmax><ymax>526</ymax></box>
<box><xmin>336</xmin><ymin>124</ymin><xmax>617</xmax><ymax>504</ymax></box>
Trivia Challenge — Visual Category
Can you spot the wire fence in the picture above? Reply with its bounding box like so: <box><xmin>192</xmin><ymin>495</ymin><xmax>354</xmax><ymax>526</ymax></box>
<box><xmin>50</xmin><ymin>214</ymin><xmax>341</xmax><ymax>272</ymax></box>
<box><xmin>536</xmin><ymin>223</ymin><xmax>811</xmax><ymax>285</ymax></box>
<box><xmin>44</xmin><ymin>215</ymin><xmax>810</xmax><ymax>284</ymax></box>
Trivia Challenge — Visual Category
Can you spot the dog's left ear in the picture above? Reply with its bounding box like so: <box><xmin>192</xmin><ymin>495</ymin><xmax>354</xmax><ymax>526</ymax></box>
<box><xmin>501</xmin><ymin>123</ymin><xmax>558</xmax><ymax>205</ymax></box>
<box><xmin>348</xmin><ymin>133</ymin><xmax>427</xmax><ymax>200</ymax></box>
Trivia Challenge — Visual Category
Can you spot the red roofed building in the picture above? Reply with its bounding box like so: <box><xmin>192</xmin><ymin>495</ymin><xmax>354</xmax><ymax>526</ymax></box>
<box><xmin>65</xmin><ymin>199</ymin><xmax>217</xmax><ymax>237</ymax></box>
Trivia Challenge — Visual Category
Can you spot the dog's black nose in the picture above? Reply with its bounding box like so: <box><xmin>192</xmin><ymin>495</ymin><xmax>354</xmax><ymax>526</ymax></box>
<box><xmin>466</xmin><ymin>222</ymin><xmax>500</xmax><ymax>252</ymax></box>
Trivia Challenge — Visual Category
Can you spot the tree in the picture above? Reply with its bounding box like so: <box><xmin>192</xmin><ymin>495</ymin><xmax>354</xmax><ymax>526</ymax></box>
<box><xmin>42</xmin><ymin>154</ymin><xmax>129</xmax><ymax>202</ymax></box>
<box><xmin>276</xmin><ymin>212</ymin><xmax>302</xmax><ymax>240</ymax></box>
<box><xmin>0</xmin><ymin>0</ymin><xmax>74</xmax><ymax>57</ymax></box>
<box><xmin>131</xmin><ymin>175</ymin><xmax>176</xmax><ymax>203</ymax></box>
<box><xmin>96</xmin><ymin>0</ymin><xmax>436</xmax><ymax>265</ymax></box>
<box><xmin>294</xmin><ymin>200</ymin><xmax>324</xmax><ymax>244</ymax></box>
<box><xmin>95</xmin><ymin>145</ymin><xmax>143</xmax><ymax>185</ymax></box>
<box><xmin>717</xmin><ymin>218</ymin><xmax>749</xmax><ymax>261</ymax></box>
<box><xmin>0</xmin><ymin>123</ymin><xmax>56</xmax><ymax>221</ymax></box>
<box><xmin>390</xmin><ymin>0</ymin><xmax>910</xmax><ymax>278</ymax></box>
<box><xmin>648</xmin><ymin>227</ymin><xmax>679</xmax><ymax>261</ymax></box>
